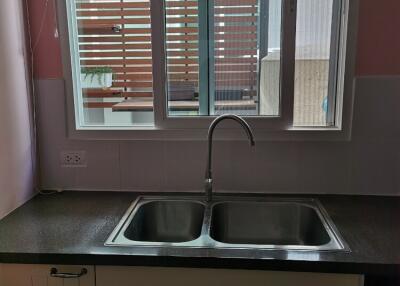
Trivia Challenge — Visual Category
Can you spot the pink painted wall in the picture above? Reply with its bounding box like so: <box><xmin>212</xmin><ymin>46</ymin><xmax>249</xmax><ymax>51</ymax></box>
<box><xmin>356</xmin><ymin>0</ymin><xmax>400</xmax><ymax>76</ymax></box>
<box><xmin>27</xmin><ymin>0</ymin><xmax>400</xmax><ymax>77</ymax></box>
<box><xmin>27</xmin><ymin>0</ymin><xmax>62</xmax><ymax>79</ymax></box>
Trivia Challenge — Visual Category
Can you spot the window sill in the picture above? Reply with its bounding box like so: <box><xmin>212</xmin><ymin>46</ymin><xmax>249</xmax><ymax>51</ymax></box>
<box><xmin>68</xmin><ymin>125</ymin><xmax>351</xmax><ymax>142</ymax></box>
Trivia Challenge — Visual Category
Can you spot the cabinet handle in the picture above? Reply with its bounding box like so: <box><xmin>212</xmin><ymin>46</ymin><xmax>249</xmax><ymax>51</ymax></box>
<box><xmin>50</xmin><ymin>268</ymin><xmax>87</xmax><ymax>279</ymax></box>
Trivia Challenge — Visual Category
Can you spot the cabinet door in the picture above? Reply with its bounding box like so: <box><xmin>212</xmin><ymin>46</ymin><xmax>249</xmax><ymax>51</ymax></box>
<box><xmin>0</xmin><ymin>264</ymin><xmax>95</xmax><ymax>286</ymax></box>
<box><xmin>96</xmin><ymin>266</ymin><xmax>364</xmax><ymax>286</ymax></box>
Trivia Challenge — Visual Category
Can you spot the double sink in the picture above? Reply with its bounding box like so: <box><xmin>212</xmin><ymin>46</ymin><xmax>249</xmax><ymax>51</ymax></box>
<box><xmin>106</xmin><ymin>117</ymin><xmax>347</xmax><ymax>251</ymax></box>
<box><xmin>106</xmin><ymin>196</ymin><xmax>347</xmax><ymax>251</ymax></box>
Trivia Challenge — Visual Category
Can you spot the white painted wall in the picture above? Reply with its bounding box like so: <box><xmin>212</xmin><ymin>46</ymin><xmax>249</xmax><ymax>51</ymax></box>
<box><xmin>0</xmin><ymin>0</ymin><xmax>36</xmax><ymax>219</ymax></box>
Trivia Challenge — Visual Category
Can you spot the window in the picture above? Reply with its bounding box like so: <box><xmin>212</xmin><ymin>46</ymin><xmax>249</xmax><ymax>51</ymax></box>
<box><xmin>64</xmin><ymin>0</ymin><xmax>353</xmax><ymax>134</ymax></box>
<box><xmin>67</xmin><ymin>0</ymin><xmax>154</xmax><ymax>127</ymax></box>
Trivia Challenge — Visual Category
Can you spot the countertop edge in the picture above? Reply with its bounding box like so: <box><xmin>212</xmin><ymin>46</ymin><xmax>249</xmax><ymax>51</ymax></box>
<box><xmin>1</xmin><ymin>252</ymin><xmax>399</xmax><ymax>276</ymax></box>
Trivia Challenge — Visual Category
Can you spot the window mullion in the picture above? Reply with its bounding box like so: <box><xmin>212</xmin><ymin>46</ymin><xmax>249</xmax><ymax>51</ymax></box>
<box><xmin>280</xmin><ymin>0</ymin><xmax>297</xmax><ymax>128</ymax></box>
<box><xmin>198</xmin><ymin>0</ymin><xmax>210</xmax><ymax>115</ymax></box>
<box><xmin>207</xmin><ymin>0</ymin><xmax>215</xmax><ymax>115</ymax></box>
<box><xmin>151</xmin><ymin>0</ymin><xmax>168</xmax><ymax>128</ymax></box>
<box><xmin>66</xmin><ymin>0</ymin><xmax>84</xmax><ymax>128</ymax></box>
<box><xmin>258</xmin><ymin>0</ymin><xmax>270</xmax><ymax>116</ymax></box>
<box><xmin>326</xmin><ymin>0</ymin><xmax>343</xmax><ymax>126</ymax></box>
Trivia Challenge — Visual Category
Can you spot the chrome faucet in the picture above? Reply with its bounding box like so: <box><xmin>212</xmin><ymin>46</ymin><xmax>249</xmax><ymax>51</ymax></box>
<box><xmin>205</xmin><ymin>114</ymin><xmax>255</xmax><ymax>202</ymax></box>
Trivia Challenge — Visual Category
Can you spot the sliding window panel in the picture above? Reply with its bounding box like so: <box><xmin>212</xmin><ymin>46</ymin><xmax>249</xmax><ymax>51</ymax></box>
<box><xmin>293</xmin><ymin>0</ymin><xmax>342</xmax><ymax>126</ymax></box>
<box><xmin>212</xmin><ymin>0</ymin><xmax>258</xmax><ymax>116</ymax></box>
<box><xmin>212</xmin><ymin>0</ymin><xmax>283</xmax><ymax>117</ymax></box>
<box><xmin>165</xmin><ymin>0</ymin><xmax>283</xmax><ymax>117</ymax></box>
<box><xmin>165</xmin><ymin>0</ymin><xmax>201</xmax><ymax>116</ymax></box>
<box><xmin>73</xmin><ymin>0</ymin><xmax>154</xmax><ymax>127</ymax></box>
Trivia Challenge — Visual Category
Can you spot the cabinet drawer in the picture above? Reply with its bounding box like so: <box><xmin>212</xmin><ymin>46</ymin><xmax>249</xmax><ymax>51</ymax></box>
<box><xmin>0</xmin><ymin>264</ymin><xmax>95</xmax><ymax>286</ymax></box>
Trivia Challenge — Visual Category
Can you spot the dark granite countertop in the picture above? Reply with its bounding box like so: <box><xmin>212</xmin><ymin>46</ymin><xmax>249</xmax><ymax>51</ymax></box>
<box><xmin>0</xmin><ymin>191</ymin><xmax>399</xmax><ymax>275</ymax></box>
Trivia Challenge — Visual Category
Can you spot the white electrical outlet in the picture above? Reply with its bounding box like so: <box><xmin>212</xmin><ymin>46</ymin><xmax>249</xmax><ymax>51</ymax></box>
<box><xmin>60</xmin><ymin>151</ymin><xmax>87</xmax><ymax>167</ymax></box>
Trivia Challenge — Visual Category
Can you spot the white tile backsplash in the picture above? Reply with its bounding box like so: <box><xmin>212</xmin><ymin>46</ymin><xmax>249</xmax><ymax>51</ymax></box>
<box><xmin>36</xmin><ymin>77</ymin><xmax>400</xmax><ymax>195</ymax></box>
<box><xmin>120</xmin><ymin>141</ymin><xmax>165</xmax><ymax>191</ymax></box>
<box><xmin>297</xmin><ymin>143</ymin><xmax>351</xmax><ymax>194</ymax></box>
<box><xmin>74</xmin><ymin>141</ymin><xmax>120</xmax><ymax>190</ymax></box>
<box><xmin>163</xmin><ymin>141</ymin><xmax>205</xmax><ymax>191</ymax></box>
<box><xmin>229</xmin><ymin>142</ymin><xmax>299</xmax><ymax>193</ymax></box>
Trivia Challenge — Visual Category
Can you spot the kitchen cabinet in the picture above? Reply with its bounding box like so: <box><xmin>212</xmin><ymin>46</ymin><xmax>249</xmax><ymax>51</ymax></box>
<box><xmin>0</xmin><ymin>264</ymin><xmax>95</xmax><ymax>286</ymax></box>
<box><xmin>0</xmin><ymin>264</ymin><xmax>364</xmax><ymax>286</ymax></box>
<box><xmin>96</xmin><ymin>266</ymin><xmax>364</xmax><ymax>286</ymax></box>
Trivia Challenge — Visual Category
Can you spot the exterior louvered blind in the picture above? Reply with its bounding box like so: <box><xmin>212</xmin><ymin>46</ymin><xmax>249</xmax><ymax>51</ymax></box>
<box><xmin>76</xmin><ymin>0</ymin><xmax>259</xmax><ymax>112</ymax></box>
<box><xmin>165</xmin><ymin>0</ymin><xmax>199</xmax><ymax>108</ymax></box>
<box><xmin>213</xmin><ymin>0</ymin><xmax>259</xmax><ymax>112</ymax></box>
<box><xmin>76</xmin><ymin>0</ymin><xmax>153</xmax><ymax>109</ymax></box>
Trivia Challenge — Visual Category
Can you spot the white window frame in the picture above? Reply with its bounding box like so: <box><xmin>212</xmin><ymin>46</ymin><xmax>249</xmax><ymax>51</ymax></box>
<box><xmin>57</xmin><ymin>0</ymin><xmax>359</xmax><ymax>141</ymax></box>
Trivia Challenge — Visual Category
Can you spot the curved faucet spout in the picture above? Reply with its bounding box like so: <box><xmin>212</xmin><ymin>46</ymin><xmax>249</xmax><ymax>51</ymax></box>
<box><xmin>205</xmin><ymin>114</ymin><xmax>255</xmax><ymax>202</ymax></box>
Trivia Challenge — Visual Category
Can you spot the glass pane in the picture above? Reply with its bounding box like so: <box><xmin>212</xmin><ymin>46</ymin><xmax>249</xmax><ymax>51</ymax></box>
<box><xmin>259</xmin><ymin>0</ymin><xmax>282</xmax><ymax>117</ymax></box>
<box><xmin>213</xmin><ymin>0</ymin><xmax>282</xmax><ymax>117</ymax></box>
<box><xmin>165</xmin><ymin>0</ymin><xmax>200</xmax><ymax>116</ymax></box>
<box><xmin>293</xmin><ymin>0</ymin><xmax>338</xmax><ymax>126</ymax></box>
<box><xmin>73</xmin><ymin>0</ymin><xmax>154</xmax><ymax>127</ymax></box>
<box><xmin>166</xmin><ymin>0</ymin><xmax>282</xmax><ymax>117</ymax></box>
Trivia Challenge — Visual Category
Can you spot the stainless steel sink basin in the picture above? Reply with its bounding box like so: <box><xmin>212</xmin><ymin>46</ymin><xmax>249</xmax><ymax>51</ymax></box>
<box><xmin>107</xmin><ymin>198</ymin><xmax>205</xmax><ymax>246</ymax></box>
<box><xmin>210</xmin><ymin>202</ymin><xmax>331</xmax><ymax>246</ymax></box>
<box><xmin>124</xmin><ymin>201</ymin><xmax>204</xmax><ymax>242</ymax></box>
<box><xmin>106</xmin><ymin>196</ymin><xmax>347</xmax><ymax>251</ymax></box>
